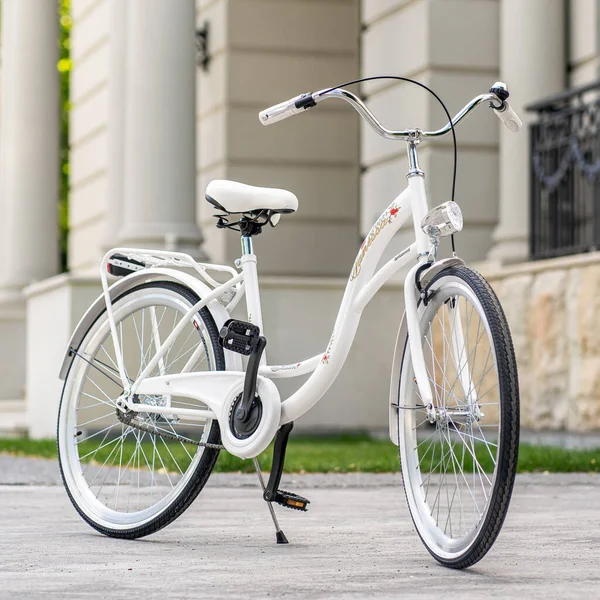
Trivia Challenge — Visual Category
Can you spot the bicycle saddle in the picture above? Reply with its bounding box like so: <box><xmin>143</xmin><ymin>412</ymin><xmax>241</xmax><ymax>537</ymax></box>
<box><xmin>206</xmin><ymin>180</ymin><xmax>298</xmax><ymax>215</ymax></box>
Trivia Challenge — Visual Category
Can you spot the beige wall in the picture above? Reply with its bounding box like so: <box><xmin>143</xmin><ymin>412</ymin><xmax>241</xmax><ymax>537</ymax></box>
<box><xmin>569</xmin><ymin>0</ymin><xmax>600</xmax><ymax>87</ymax></box>
<box><xmin>361</xmin><ymin>0</ymin><xmax>500</xmax><ymax>265</ymax></box>
<box><xmin>196</xmin><ymin>0</ymin><xmax>360</xmax><ymax>276</ymax></box>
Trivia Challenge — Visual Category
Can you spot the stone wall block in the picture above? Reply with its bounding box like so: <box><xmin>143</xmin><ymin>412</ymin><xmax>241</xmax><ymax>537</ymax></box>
<box><xmin>491</xmin><ymin>273</ymin><xmax>533</xmax><ymax>427</ymax></box>
<box><xmin>576</xmin><ymin>265</ymin><xmax>600</xmax><ymax>357</ymax></box>
<box><xmin>571</xmin><ymin>356</ymin><xmax>600</xmax><ymax>431</ymax></box>
<box><xmin>569</xmin><ymin>265</ymin><xmax>600</xmax><ymax>429</ymax></box>
<box><xmin>528</xmin><ymin>270</ymin><xmax>569</xmax><ymax>429</ymax></box>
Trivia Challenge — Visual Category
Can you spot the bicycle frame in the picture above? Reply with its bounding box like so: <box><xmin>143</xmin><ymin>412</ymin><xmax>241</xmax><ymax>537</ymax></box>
<box><xmin>99</xmin><ymin>143</ymin><xmax>437</xmax><ymax>435</ymax></box>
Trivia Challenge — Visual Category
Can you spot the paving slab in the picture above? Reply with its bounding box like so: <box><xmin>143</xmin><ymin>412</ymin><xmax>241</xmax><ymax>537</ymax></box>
<box><xmin>0</xmin><ymin>457</ymin><xmax>599</xmax><ymax>599</ymax></box>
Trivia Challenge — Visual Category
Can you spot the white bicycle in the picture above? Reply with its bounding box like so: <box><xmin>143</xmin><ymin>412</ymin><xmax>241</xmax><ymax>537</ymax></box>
<box><xmin>57</xmin><ymin>77</ymin><xmax>521</xmax><ymax>569</ymax></box>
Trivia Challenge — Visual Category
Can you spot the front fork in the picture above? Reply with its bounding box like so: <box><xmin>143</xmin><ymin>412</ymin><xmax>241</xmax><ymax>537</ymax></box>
<box><xmin>403</xmin><ymin>259</ymin><xmax>479</xmax><ymax>414</ymax></box>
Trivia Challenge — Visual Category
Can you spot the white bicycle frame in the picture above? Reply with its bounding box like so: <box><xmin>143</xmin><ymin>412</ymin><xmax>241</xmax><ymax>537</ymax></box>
<box><xmin>100</xmin><ymin>167</ymin><xmax>433</xmax><ymax>410</ymax></box>
<box><xmin>87</xmin><ymin>83</ymin><xmax>521</xmax><ymax>458</ymax></box>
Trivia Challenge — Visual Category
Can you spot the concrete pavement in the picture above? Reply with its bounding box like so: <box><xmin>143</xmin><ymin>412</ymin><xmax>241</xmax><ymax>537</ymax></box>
<box><xmin>0</xmin><ymin>456</ymin><xmax>599</xmax><ymax>599</ymax></box>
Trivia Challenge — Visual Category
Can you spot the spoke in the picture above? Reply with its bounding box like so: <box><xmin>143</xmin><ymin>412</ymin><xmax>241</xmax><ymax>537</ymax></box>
<box><xmin>85</xmin><ymin>372</ymin><xmax>118</xmax><ymax>403</ymax></box>
<box><xmin>165</xmin><ymin>337</ymin><xmax>201</xmax><ymax>371</ymax></box>
<box><xmin>472</xmin><ymin>419</ymin><xmax>499</xmax><ymax>466</ymax></box>
<box><xmin>131</xmin><ymin>310</ymin><xmax>144</xmax><ymax>378</ymax></box>
<box><xmin>466</xmin><ymin>316</ymin><xmax>483</xmax><ymax>399</ymax></box>
<box><xmin>432</xmin><ymin>310</ymin><xmax>456</xmax><ymax>399</ymax></box>
<box><xmin>137</xmin><ymin>440</ymin><xmax>163</xmax><ymax>502</ymax></box>
<box><xmin>412</xmin><ymin>413</ymin><xmax>430</xmax><ymax>431</ymax></box>
<box><xmin>424</xmin><ymin>428</ymin><xmax>439</xmax><ymax>502</ymax></box>
<box><xmin>449</xmin><ymin>419</ymin><xmax>493</xmax><ymax>488</ymax></box>
<box><xmin>443</xmin><ymin>324</ymin><xmax>489</xmax><ymax>409</ymax></box>
<box><xmin>440</xmin><ymin>424</ymin><xmax>474</xmax><ymax>527</ymax></box>
<box><xmin>77</xmin><ymin>411</ymin><xmax>115</xmax><ymax>428</ymax></box>
<box><xmin>80</xmin><ymin>426</ymin><xmax>119</xmax><ymax>480</ymax></box>
<box><xmin>150</xmin><ymin>434</ymin><xmax>175</xmax><ymax>489</ymax></box>
<box><xmin>441</xmin><ymin>426</ymin><xmax>482</xmax><ymax>521</ymax></box>
<box><xmin>87</xmin><ymin>429</ymin><xmax>130</xmax><ymax>490</ymax></box>
<box><xmin>162</xmin><ymin>418</ymin><xmax>195</xmax><ymax>462</ymax></box>
<box><xmin>80</xmin><ymin>391</ymin><xmax>115</xmax><ymax>409</ymax></box>
<box><xmin>421</xmin><ymin>437</ymin><xmax>453</xmax><ymax>489</ymax></box>
<box><xmin>164</xmin><ymin>309</ymin><xmax>180</xmax><ymax>366</ymax></box>
<box><xmin>99</xmin><ymin>344</ymin><xmax>119</xmax><ymax>371</ymax></box>
<box><xmin>115</xmin><ymin>424</ymin><xmax>125</xmax><ymax>511</ymax></box>
<box><xmin>158</xmin><ymin>437</ymin><xmax>186</xmax><ymax>476</ymax></box>
<box><xmin>73</xmin><ymin>349</ymin><xmax>123</xmax><ymax>388</ymax></box>
<box><xmin>416</xmin><ymin>427</ymin><xmax>438</xmax><ymax>451</ymax></box>
<box><xmin>444</xmin><ymin>429</ymin><xmax>462</xmax><ymax>536</ymax></box>
<box><xmin>103</xmin><ymin>432</ymin><xmax>142</xmax><ymax>507</ymax></box>
<box><xmin>455</xmin><ymin>428</ymin><xmax>498</xmax><ymax>449</ymax></box>
<box><xmin>77</xmin><ymin>422</ymin><xmax>118</xmax><ymax>445</ymax></box>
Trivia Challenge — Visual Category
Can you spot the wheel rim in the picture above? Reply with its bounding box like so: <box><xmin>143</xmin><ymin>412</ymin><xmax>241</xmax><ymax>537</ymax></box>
<box><xmin>399</xmin><ymin>278</ymin><xmax>501</xmax><ymax>559</ymax></box>
<box><xmin>59</xmin><ymin>287</ymin><xmax>219</xmax><ymax>529</ymax></box>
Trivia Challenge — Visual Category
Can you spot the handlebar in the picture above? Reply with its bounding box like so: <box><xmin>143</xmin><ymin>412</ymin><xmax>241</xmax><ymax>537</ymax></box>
<box><xmin>259</xmin><ymin>81</ymin><xmax>522</xmax><ymax>138</ymax></box>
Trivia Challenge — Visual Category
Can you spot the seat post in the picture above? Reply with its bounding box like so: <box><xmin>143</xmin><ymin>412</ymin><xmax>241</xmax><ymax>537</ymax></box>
<box><xmin>241</xmin><ymin>235</ymin><xmax>254</xmax><ymax>256</ymax></box>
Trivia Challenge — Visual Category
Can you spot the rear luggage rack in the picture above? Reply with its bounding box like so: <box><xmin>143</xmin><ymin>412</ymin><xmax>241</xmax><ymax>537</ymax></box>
<box><xmin>102</xmin><ymin>247</ymin><xmax>245</xmax><ymax>309</ymax></box>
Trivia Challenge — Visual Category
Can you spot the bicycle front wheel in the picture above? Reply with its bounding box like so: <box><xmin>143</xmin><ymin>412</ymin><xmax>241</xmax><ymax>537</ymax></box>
<box><xmin>57</xmin><ymin>281</ymin><xmax>225</xmax><ymax>538</ymax></box>
<box><xmin>397</xmin><ymin>266</ymin><xmax>519</xmax><ymax>568</ymax></box>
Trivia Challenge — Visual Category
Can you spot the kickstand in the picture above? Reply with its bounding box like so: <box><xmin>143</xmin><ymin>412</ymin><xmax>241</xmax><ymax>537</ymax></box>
<box><xmin>252</xmin><ymin>458</ymin><xmax>289</xmax><ymax>544</ymax></box>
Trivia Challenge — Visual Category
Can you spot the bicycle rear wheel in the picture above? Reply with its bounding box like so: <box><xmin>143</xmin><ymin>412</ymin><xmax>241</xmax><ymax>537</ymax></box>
<box><xmin>57</xmin><ymin>281</ymin><xmax>225</xmax><ymax>538</ymax></box>
<box><xmin>397</xmin><ymin>266</ymin><xmax>519</xmax><ymax>568</ymax></box>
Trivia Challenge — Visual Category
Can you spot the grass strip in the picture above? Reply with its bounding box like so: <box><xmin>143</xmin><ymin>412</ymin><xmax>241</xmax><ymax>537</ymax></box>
<box><xmin>0</xmin><ymin>435</ymin><xmax>598</xmax><ymax>474</ymax></box>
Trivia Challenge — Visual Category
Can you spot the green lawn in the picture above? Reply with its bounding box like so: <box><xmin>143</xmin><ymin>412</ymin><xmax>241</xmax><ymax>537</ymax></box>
<box><xmin>0</xmin><ymin>435</ymin><xmax>598</xmax><ymax>474</ymax></box>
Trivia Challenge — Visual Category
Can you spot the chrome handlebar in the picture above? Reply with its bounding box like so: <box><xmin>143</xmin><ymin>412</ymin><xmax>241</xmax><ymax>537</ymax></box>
<box><xmin>259</xmin><ymin>81</ymin><xmax>522</xmax><ymax>138</ymax></box>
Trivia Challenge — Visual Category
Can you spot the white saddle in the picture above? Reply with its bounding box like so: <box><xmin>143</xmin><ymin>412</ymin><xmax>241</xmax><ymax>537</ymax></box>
<box><xmin>206</xmin><ymin>180</ymin><xmax>298</xmax><ymax>215</ymax></box>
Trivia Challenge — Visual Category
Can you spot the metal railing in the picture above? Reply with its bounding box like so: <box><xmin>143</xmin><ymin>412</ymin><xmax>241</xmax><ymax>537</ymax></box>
<box><xmin>528</xmin><ymin>81</ymin><xmax>600</xmax><ymax>260</ymax></box>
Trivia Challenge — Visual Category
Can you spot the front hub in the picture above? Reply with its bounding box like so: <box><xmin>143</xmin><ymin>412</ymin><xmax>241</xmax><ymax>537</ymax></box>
<box><xmin>427</xmin><ymin>403</ymin><xmax>483</xmax><ymax>426</ymax></box>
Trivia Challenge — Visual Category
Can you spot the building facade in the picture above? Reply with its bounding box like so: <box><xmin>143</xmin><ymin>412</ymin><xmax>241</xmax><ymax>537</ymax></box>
<box><xmin>1</xmin><ymin>0</ymin><xmax>599</xmax><ymax>436</ymax></box>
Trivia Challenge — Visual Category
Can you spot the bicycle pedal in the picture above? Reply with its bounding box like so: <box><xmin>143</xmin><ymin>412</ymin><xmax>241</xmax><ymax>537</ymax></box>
<box><xmin>219</xmin><ymin>319</ymin><xmax>261</xmax><ymax>355</ymax></box>
<box><xmin>273</xmin><ymin>490</ymin><xmax>310</xmax><ymax>511</ymax></box>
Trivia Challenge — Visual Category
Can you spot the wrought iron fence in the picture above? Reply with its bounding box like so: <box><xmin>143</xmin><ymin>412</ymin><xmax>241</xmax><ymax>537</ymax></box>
<box><xmin>528</xmin><ymin>81</ymin><xmax>600</xmax><ymax>260</ymax></box>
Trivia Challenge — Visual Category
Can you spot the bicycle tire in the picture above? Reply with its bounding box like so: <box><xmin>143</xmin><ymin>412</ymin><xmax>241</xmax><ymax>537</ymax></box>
<box><xmin>397</xmin><ymin>266</ymin><xmax>519</xmax><ymax>568</ymax></box>
<box><xmin>57</xmin><ymin>281</ymin><xmax>225</xmax><ymax>539</ymax></box>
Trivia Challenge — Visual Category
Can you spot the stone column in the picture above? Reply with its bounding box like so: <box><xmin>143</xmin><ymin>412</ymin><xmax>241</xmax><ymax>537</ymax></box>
<box><xmin>488</xmin><ymin>0</ymin><xmax>565</xmax><ymax>264</ymax></box>
<box><xmin>0</xmin><ymin>0</ymin><xmax>59</xmax><ymax>410</ymax></box>
<box><xmin>0</xmin><ymin>0</ymin><xmax>60</xmax><ymax>303</ymax></box>
<box><xmin>119</xmin><ymin>0</ymin><xmax>204</xmax><ymax>256</ymax></box>
<box><xmin>103</xmin><ymin>0</ymin><xmax>128</xmax><ymax>251</ymax></box>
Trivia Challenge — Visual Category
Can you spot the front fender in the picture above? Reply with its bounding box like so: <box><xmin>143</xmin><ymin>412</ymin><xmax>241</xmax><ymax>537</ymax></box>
<box><xmin>389</xmin><ymin>311</ymin><xmax>407</xmax><ymax>446</ymax></box>
<box><xmin>58</xmin><ymin>268</ymin><xmax>242</xmax><ymax>380</ymax></box>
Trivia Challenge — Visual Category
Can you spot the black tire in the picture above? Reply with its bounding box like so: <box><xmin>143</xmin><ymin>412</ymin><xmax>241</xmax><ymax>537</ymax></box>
<box><xmin>398</xmin><ymin>266</ymin><xmax>519</xmax><ymax>569</ymax></box>
<box><xmin>57</xmin><ymin>281</ymin><xmax>225</xmax><ymax>539</ymax></box>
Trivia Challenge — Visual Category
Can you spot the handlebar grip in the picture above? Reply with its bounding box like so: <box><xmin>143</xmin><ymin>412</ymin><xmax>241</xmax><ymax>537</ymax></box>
<box><xmin>259</xmin><ymin>93</ymin><xmax>316</xmax><ymax>125</ymax></box>
<box><xmin>493</xmin><ymin>100</ymin><xmax>522</xmax><ymax>133</ymax></box>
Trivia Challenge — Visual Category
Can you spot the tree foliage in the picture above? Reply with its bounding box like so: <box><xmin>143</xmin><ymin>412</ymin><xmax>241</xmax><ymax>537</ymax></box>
<box><xmin>58</xmin><ymin>0</ymin><xmax>71</xmax><ymax>272</ymax></box>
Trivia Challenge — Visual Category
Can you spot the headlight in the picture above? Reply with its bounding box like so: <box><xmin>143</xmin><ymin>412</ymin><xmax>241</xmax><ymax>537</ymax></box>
<box><xmin>420</xmin><ymin>202</ymin><xmax>463</xmax><ymax>237</ymax></box>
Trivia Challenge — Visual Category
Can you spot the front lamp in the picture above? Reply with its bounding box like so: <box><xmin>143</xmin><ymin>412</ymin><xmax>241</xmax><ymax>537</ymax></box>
<box><xmin>420</xmin><ymin>202</ymin><xmax>463</xmax><ymax>237</ymax></box>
